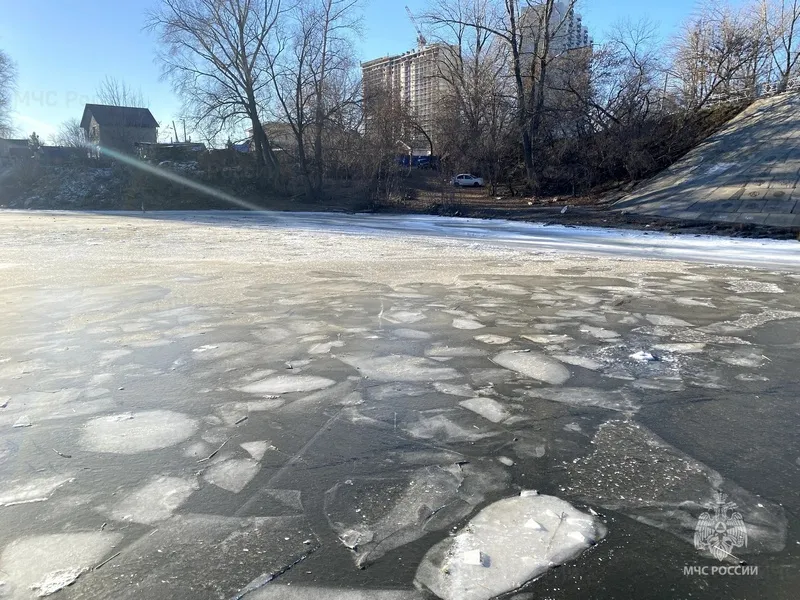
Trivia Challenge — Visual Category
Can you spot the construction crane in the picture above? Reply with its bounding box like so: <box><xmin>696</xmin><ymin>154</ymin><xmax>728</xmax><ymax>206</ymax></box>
<box><xmin>405</xmin><ymin>6</ymin><xmax>427</xmax><ymax>48</ymax></box>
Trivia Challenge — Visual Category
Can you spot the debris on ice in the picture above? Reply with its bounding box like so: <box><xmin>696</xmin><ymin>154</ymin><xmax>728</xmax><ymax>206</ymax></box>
<box><xmin>414</xmin><ymin>494</ymin><xmax>605</xmax><ymax>600</ymax></box>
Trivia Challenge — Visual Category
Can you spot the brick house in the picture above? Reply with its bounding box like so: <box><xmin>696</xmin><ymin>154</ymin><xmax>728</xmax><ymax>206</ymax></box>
<box><xmin>80</xmin><ymin>104</ymin><xmax>158</xmax><ymax>153</ymax></box>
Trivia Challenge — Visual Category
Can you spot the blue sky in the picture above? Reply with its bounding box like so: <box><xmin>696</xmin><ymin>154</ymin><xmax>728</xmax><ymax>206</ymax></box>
<box><xmin>1</xmin><ymin>0</ymin><xmax>705</xmax><ymax>141</ymax></box>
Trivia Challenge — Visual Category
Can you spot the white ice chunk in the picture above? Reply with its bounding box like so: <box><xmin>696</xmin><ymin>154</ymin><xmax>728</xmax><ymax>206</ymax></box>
<box><xmin>459</xmin><ymin>398</ymin><xmax>510</xmax><ymax>423</ymax></box>
<box><xmin>452</xmin><ymin>318</ymin><xmax>485</xmax><ymax>330</ymax></box>
<box><xmin>727</xmin><ymin>280</ymin><xmax>784</xmax><ymax>294</ymax></box>
<box><xmin>498</xmin><ymin>457</ymin><xmax>514</xmax><ymax>466</ymax></box>
<box><xmin>384</xmin><ymin>310</ymin><xmax>426</xmax><ymax>324</ymax></box>
<box><xmin>0</xmin><ymin>532</ymin><xmax>122</xmax><ymax>599</ymax></box>
<box><xmin>461</xmin><ymin>549</ymin><xmax>486</xmax><ymax>566</ymax></box>
<box><xmin>415</xmin><ymin>494</ymin><xmax>605</xmax><ymax>600</ymax></box>
<box><xmin>309</xmin><ymin>341</ymin><xmax>345</xmax><ymax>354</ymax></box>
<box><xmin>492</xmin><ymin>351</ymin><xmax>571</xmax><ymax>385</ymax></box>
<box><xmin>645</xmin><ymin>315</ymin><xmax>693</xmax><ymax>327</ymax></box>
<box><xmin>203</xmin><ymin>458</ymin><xmax>260</xmax><ymax>493</ymax></box>
<box><xmin>339</xmin><ymin>355</ymin><xmax>459</xmax><ymax>382</ymax></box>
<box><xmin>12</xmin><ymin>416</ymin><xmax>31</xmax><ymax>428</ymax></box>
<box><xmin>629</xmin><ymin>351</ymin><xmax>658</xmax><ymax>362</ymax></box>
<box><xmin>433</xmin><ymin>382</ymin><xmax>474</xmax><ymax>397</ymax></box>
<box><xmin>524</xmin><ymin>519</ymin><xmax>544</xmax><ymax>530</ymax></box>
<box><xmin>80</xmin><ymin>410</ymin><xmax>198</xmax><ymax>454</ymax></box>
<box><xmin>474</xmin><ymin>335</ymin><xmax>512</xmax><ymax>345</ymax></box>
<box><xmin>110</xmin><ymin>476</ymin><xmax>197</xmax><ymax>524</ymax></box>
<box><xmin>239</xmin><ymin>375</ymin><xmax>335</xmax><ymax>394</ymax></box>
<box><xmin>405</xmin><ymin>415</ymin><xmax>498</xmax><ymax>443</ymax></box>
<box><xmin>391</xmin><ymin>328</ymin><xmax>431</xmax><ymax>339</ymax></box>
<box><xmin>240</xmin><ymin>441</ymin><xmax>270</xmax><ymax>461</ymax></box>
<box><xmin>579</xmin><ymin>326</ymin><xmax>620</xmax><ymax>340</ymax></box>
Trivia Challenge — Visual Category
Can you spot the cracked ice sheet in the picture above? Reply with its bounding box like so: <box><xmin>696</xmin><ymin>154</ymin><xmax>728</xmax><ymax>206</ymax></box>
<box><xmin>204</xmin><ymin>458</ymin><xmax>260</xmax><ymax>493</ymax></box>
<box><xmin>239</xmin><ymin>375</ymin><xmax>336</xmax><ymax>394</ymax></box>
<box><xmin>71</xmin><ymin>515</ymin><xmax>318</xmax><ymax>600</ymax></box>
<box><xmin>414</xmin><ymin>494</ymin><xmax>606</xmax><ymax>600</ymax></box>
<box><xmin>0</xmin><ymin>532</ymin><xmax>122</xmax><ymax>599</ymax></box>
<box><xmin>325</xmin><ymin>461</ymin><xmax>508</xmax><ymax>567</ymax></box>
<box><xmin>564</xmin><ymin>420</ymin><xmax>787</xmax><ymax>556</ymax></box>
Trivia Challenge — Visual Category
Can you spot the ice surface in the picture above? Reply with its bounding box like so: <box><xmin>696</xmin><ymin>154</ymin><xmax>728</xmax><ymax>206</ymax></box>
<box><xmin>414</xmin><ymin>494</ymin><xmax>606</xmax><ymax>600</ymax></box>
<box><xmin>110</xmin><ymin>476</ymin><xmax>197</xmax><ymax>524</ymax></box>
<box><xmin>579</xmin><ymin>326</ymin><xmax>620</xmax><ymax>340</ymax></box>
<box><xmin>80</xmin><ymin>410</ymin><xmax>198</xmax><ymax>454</ymax></box>
<box><xmin>339</xmin><ymin>354</ymin><xmax>459</xmax><ymax>381</ymax></box>
<box><xmin>425</xmin><ymin>344</ymin><xmax>486</xmax><ymax>357</ymax></box>
<box><xmin>492</xmin><ymin>351</ymin><xmax>571</xmax><ymax>385</ymax></box>
<box><xmin>452</xmin><ymin>318</ymin><xmax>485</xmax><ymax>330</ymax></box>
<box><xmin>326</xmin><ymin>462</ymin><xmax>508</xmax><ymax>567</ymax></box>
<box><xmin>0</xmin><ymin>475</ymin><xmax>75</xmax><ymax>507</ymax></box>
<box><xmin>241</xmin><ymin>440</ymin><xmax>270</xmax><ymax>461</ymax></box>
<box><xmin>384</xmin><ymin>310</ymin><xmax>426</xmax><ymax>324</ymax></box>
<box><xmin>391</xmin><ymin>328</ymin><xmax>431</xmax><ymax>339</ymax></box>
<box><xmin>474</xmin><ymin>334</ymin><xmax>512</xmax><ymax>345</ymax></box>
<box><xmin>203</xmin><ymin>458</ymin><xmax>260</xmax><ymax>493</ymax></box>
<box><xmin>459</xmin><ymin>398</ymin><xmax>510</xmax><ymax>423</ymax></box>
<box><xmin>239</xmin><ymin>375</ymin><xmax>336</xmax><ymax>394</ymax></box>
<box><xmin>0</xmin><ymin>532</ymin><xmax>122</xmax><ymax>599</ymax></box>
<box><xmin>653</xmin><ymin>343</ymin><xmax>706</xmax><ymax>354</ymax></box>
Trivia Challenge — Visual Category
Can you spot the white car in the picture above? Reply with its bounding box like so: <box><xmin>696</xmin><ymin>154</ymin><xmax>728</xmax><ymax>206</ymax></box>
<box><xmin>451</xmin><ymin>173</ymin><xmax>484</xmax><ymax>187</ymax></box>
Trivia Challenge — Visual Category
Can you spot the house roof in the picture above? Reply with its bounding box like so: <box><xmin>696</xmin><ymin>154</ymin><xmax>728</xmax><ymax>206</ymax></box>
<box><xmin>80</xmin><ymin>104</ymin><xmax>159</xmax><ymax>129</ymax></box>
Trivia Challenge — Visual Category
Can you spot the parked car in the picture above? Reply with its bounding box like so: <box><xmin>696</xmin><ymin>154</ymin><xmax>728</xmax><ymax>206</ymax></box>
<box><xmin>451</xmin><ymin>173</ymin><xmax>484</xmax><ymax>187</ymax></box>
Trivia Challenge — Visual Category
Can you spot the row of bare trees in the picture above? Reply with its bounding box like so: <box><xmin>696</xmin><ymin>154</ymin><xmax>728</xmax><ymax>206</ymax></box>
<box><xmin>134</xmin><ymin>0</ymin><xmax>800</xmax><ymax>198</ymax></box>
<box><xmin>0</xmin><ymin>48</ymin><xmax>16</xmax><ymax>138</ymax></box>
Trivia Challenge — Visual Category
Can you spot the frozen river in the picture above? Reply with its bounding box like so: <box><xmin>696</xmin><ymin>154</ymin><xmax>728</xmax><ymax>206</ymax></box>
<box><xmin>0</xmin><ymin>210</ymin><xmax>798</xmax><ymax>599</ymax></box>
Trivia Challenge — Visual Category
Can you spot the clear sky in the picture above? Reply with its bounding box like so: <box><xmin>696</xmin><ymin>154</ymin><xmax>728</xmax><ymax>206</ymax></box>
<box><xmin>1</xmin><ymin>0</ymin><xmax>706</xmax><ymax>141</ymax></box>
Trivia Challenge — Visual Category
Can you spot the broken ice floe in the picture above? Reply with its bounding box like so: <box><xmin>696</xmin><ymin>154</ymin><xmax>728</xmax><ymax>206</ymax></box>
<box><xmin>110</xmin><ymin>476</ymin><xmax>197</xmax><ymax>524</ymax></box>
<box><xmin>80</xmin><ymin>410</ymin><xmax>198</xmax><ymax>454</ymax></box>
<box><xmin>432</xmin><ymin>382</ymin><xmax>475</xmax><ymax>397</ymax></box>
<box><xmin>473</xmin><ymin>334</ymin><xmax>512</xmax><ymax>345</ymax></box>
<box><xmin>579</xmin><ymin>326</ymin><xmax>620</xmax><ymax>340</ymax></box>
<box><xmin>0</xmin><ymin>475</ymin><xmax>75</xmax><ymax>507</ymax></box>
<box><xmin>565</xmin><ymin>420</ymin><xmax>787</xmax><ymax>556</ymax></box>
<box><xmin>414</xmin><ymin>494</ymin><xmax>606</xmax><ymax>600</ymax></box>
<box><xmin>645</xmin><ymin>315</ymin><xmax>693</xmax><ymax>327</ymax></box>
<box><xmin>239</xmin><ymin>375</ymin><xmax>335</xmax><ymax>394</ymax></box>
<box><xmin>459</xmin><ymin>398</ymin><xmax>510</xmax><ymax>424</ymax></box>
<box><xmin>492</xmin><ymin>351</ymin><xmax>570</xmax><ymax>385</ymax></box>
<box><xmin>525</xmin><ymin>388</ymin><xmax>639</xmax><ymax>413</ymax></box>
<box><xmin>552</xmin><ymin>354</ymin><xmax>604</xmax><ymax>371</ymax></box>
<box><xmin>240</xmin><ymin>440</ymin><xmax>270</xmax><ymax>461</ymax></box>
<box><xmin>203</xmin><ymin>458</ymin><xmax>260</xmax><ymax>493</ymax></box>
<box><xmin>326</xmin><ymin>462</ymin><xmax>508</xmax><ymax>567</ymax></box>
<box><xmin>339</xmin><ymin>354</ymin><xmax>459</xmax><ymax>381</ymax></box>
<box><xmin>452</xmin><ymin>318</ymin><xmax>485</xmax><ymax>330</ymax></box>
<box><xmin>405</xmin><ymin>414</ymin><xmax>500</xmax><ymax>443</ymax></box>
<box><xmin>0</xmin><ymin>532</ymin><xmax>122</xmax><ymax>599</ymax></box>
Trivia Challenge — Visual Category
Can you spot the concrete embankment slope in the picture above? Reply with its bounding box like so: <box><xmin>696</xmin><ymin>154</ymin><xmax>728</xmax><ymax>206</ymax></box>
<box><xmin>615</xmin><ymin>93</ymin><xmax>800</xmax><ymax>228</ymax></box>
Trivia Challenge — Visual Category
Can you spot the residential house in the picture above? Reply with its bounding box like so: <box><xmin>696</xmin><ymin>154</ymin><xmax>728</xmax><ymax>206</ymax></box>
<box><xmin>80</xmin><ymin>104</ymin><xmax>159</xmax><ymax>153</ymax></box>
<box><xmin>0</xmin><ymin>138</ymin><xmax>29</xmax><ymax>160</ymax></box>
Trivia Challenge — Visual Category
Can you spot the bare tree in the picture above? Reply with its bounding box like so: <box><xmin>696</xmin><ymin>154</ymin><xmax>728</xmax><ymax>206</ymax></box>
<box><xmin>423</xmin><ymin>0</ymin><xmax>580</xmax><ymax>191</ymax></box>
<box><xmin>671</xmin><ymin>2</ymin><xmax>765</xmax><ymax>108</ymax></box>
<box><xmin>95</xmin><ymin>76</ymin><xmax>148</xmax><ymax>107</ymax></box>
<box><xmin>758</xmin><ymin>0</ymin><xmax>800</xmax><ymax>91</ymax></box>
<box><xmin>147</xmin><ymin>0</ymin><xmax>283</xmax><ymax>176</ymax></box>
<box><xmin>50</xmin><ymin>118</ymin><xmax>87</xmax><ymax>147</ymax></box>
<box><xmin>0</xmin><ymin>48</ymin><xmax>16</xmax><ymax>137</ymax></box>
<box><xmin>268</xmin><ymin>0</ymin><xmax>362</xmax><ymax>196</ymax></box>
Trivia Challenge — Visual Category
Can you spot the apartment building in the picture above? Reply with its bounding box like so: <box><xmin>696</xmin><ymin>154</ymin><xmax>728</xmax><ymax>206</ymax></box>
<box><xmin>520</xmin><ymin>1</ymin><xmax>592</xmax><ymax>55</ymax></box>
<box><xmin>361</xmin><ymin>44</ymin><xmax>451</xmax><ymax>153</ymax></box>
